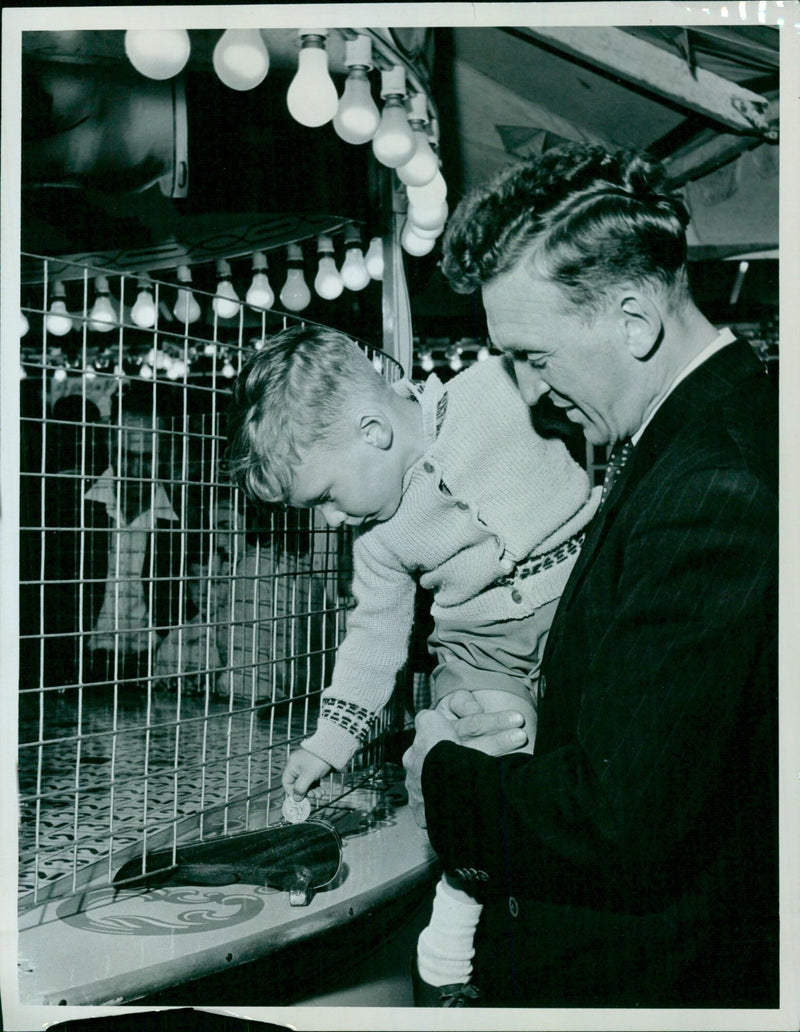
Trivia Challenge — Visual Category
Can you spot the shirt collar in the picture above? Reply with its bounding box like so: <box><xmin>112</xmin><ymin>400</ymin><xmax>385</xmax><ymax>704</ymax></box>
<box><xmin>85</xmin><ymin>467</ymin><xmax>179</xmax><ymax>523</ymax></box>
<box><xmin>632</xmin><ymin>327</ymin><xmax>736</xmax><ymax>445</ymax></box>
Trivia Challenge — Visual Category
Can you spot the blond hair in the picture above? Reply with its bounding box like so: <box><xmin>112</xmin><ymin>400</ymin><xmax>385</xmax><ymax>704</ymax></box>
<box><xmin>224</xmin><ymin>324</ymin><xmax>389</xmax><ymax>503</ymax></box>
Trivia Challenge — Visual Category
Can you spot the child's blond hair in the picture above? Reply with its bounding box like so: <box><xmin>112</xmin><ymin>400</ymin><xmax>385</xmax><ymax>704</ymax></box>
<box><xmin>224</xmin><ymin>325</ymin><xmax>389</xmax><ymax>503</ymax></box>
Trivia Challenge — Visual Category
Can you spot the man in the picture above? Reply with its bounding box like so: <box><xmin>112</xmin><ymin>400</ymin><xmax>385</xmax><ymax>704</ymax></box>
<box><xmin>39</xmin><ymin>385</ymin><xmax>188</xmax><ymax>691</ymax></box>
<box><xmin>403</xmin><ymin>145</ymin><xmax>778</xmax><ymax>1008</ymax></box>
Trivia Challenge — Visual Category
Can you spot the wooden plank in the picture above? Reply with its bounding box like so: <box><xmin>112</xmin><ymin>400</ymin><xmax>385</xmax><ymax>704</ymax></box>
<box><xmin>663</xmin><ymin>96</ymin><xmax>779</xmax><ymax>186</ymax></box>
<box><xmin>664</xmin><ymin>130</ymin><xmax>763</xmax><ymax>188</ymax></box>
<box><xmin>519</xmin><ymin>26</ymin><xmax>772</xmax><ymax>137</ymax></box>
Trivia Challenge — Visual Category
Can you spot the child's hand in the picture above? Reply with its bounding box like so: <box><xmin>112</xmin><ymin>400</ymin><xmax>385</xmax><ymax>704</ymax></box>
<box><xmin>282</xmin><ymin>747</ymin><xmax>331</xmax><ymax>801</ymax></box>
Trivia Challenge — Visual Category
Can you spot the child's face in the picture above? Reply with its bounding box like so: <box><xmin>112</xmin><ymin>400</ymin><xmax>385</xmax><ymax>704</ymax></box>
<box><xmin>288</xmin><ymin>435</ymin><xmax>405</xmax><ymax>529</ymax></box>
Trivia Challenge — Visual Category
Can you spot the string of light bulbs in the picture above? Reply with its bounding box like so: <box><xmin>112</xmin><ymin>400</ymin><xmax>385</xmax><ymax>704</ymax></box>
<box><xmin>122</xmin><ymin>27</ymin><xmax>449</xmax><ymax>258</ymax></box>
<box><xmin>28</xmin><ymin>229</ymin><xmax>385</xmax><ymax>362</ymax></box>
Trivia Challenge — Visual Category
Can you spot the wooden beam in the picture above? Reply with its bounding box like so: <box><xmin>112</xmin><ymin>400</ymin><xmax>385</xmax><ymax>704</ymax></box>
<box><xmin>518</xmin><ymin>26</ymin><xmax>774</xmax><ymax>137</ymax></box>
<box><xmin>663</xmin><ymin>131</ymin><xmax>760</xmax><ymax>188</ymax></box>
<box><xmin>662</xmin><ymin>96</ymin><xmax>779</xmax><ymax>187</ymax></box>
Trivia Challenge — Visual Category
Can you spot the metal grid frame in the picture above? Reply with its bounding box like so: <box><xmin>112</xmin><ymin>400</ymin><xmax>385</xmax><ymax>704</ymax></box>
<box><xmin>18</xmin><ymin>255</ymin><xmax>404</xmax><ymax>908</ymax></box>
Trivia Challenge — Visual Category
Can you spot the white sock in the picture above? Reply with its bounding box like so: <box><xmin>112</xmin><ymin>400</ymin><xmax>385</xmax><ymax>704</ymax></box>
<box><xmin>416</xmin><ymin>875</ymin><xmax>483</xmax><ymax>987</ymax></box>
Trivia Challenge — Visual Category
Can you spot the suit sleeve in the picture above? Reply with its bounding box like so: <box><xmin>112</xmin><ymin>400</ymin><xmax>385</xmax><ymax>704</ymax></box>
<box><xmin>422</xmin><ymin>463</ymin><xmax>778</xmax><ymax>907</ymax></box>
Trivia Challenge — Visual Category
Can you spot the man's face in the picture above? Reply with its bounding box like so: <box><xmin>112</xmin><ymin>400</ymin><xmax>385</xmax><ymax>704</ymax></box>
<box><xmin>116</xmin><ymin>413</ymin><xmax>162</xmax><ymax>518</ymax></box>
<box><xmin>117</xmin><ymin>415</ymin><xmax>159</xmax><ymax>483</ymax></box>
<box><xmin>288</xmin><ymin>431</ymin><xmax>406</xmax><ymax>530</ymax></box>
<box><xmin>483</xmin><ymin>261</ymin><xmax>636</xmax><ymax>446</ymax></box>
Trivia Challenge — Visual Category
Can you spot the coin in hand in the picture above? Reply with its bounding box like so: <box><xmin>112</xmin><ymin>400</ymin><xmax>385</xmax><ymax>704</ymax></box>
<box><xmin>282</xmin><ymin>795</ymin><xmax>311</xmax><ymax>824</ymax></box>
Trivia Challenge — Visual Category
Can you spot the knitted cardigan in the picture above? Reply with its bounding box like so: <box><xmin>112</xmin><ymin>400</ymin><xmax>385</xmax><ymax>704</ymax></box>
<box><xmin>303</xmin><ymin>356</ymin><xmax>601</xmax><ymax>770</ymax></box>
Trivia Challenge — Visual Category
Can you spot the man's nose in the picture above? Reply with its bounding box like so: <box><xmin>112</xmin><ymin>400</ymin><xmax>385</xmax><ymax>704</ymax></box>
<box><xmin>319</xmin><ymin>504</ymin><xmax>346</xmax><ymax>528</ymax></box>
<box><xmin>514</xmin><ymin>361</ymin><xmax>550</xmax><ymax>406</ymax></box>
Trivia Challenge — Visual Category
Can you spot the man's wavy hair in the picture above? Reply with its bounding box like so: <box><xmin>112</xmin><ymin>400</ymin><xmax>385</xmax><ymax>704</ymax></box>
<box><xmin>223</xmin><ymin>324</ymin><xmax>389</xmax><ymax>504</ymax></box>
<box><xmin>442</xmin><ymin>144</ymin><xmax>691</xmax><ymax>318</ymax></box>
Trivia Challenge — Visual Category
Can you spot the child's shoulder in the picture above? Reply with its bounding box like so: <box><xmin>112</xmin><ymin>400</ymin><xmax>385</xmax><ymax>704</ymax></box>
<box><xmin>445</xmin><ymin>354</ymin><xmax>519</xmax><ymax>405</ymax></box>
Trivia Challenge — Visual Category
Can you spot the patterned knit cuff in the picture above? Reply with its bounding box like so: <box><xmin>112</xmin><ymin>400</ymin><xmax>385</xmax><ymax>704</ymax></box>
<box><xmin>303</xmin><ymin>700</ymin><xmax>377</xmax><ymax>770</ymax></box>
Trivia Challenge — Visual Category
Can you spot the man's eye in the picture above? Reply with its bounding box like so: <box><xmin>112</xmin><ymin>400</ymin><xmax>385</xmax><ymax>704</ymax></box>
<box><xmin>513</xmin><ymin>350</ymin><xmax>546</xmax><ymax>369</ymax></box>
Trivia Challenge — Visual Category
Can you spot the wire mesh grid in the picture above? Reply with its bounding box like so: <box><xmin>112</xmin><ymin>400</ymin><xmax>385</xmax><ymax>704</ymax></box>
<box><xmin>18</xmin><ymin>255</ymin><xmax>406</xmax><ymax>908</ymax></box>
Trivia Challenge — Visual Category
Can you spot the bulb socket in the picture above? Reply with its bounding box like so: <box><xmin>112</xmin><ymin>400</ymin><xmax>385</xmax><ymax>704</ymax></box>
<box><xmin>344</xmin><ymin>34</ymin><xmax>373</xmax><ymax>69</ymax></box>
<box><xmin>380</xmin><ymin>65</ymin><xmax>407</xmax><ymax>98</ymax></box>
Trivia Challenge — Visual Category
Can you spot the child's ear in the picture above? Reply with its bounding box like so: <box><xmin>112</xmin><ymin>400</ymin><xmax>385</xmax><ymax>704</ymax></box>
<box><xmin>359</xmin><ymin>411</ymin><xmax>393</xmax><ymax>450</ymax></box>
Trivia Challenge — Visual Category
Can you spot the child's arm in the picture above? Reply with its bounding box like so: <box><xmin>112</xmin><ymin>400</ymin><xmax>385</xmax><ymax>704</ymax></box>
<box><xmin>301</xmin><ymin>530</ymin><xmax>418</xmax><ymax>772</ymax></box>
<box><xmin>282</xmin><ymin>747</ymin><xmax>332</xmax><ymax>800</ymax></box>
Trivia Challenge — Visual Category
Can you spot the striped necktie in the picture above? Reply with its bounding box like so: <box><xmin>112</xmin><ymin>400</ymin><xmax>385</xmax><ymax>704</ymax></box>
<box><xmin>600</xmin><ymin>439</ymin><xmax>633</xmax><ymax>506</ymax></box>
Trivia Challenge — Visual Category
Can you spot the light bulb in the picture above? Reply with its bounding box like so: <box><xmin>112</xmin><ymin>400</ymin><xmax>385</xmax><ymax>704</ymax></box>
<box><xmin>245</xmin><ymin>252</ymin><xmax>275</xmax><ymax>309</ymax></box>
<box><xmin>140</xmin><ymin>362</ymin><xmax>153</xmax><ymax>380</ymax></box>
<box><xmin>166</xmin><ymin>358</ymin><xmax>188</xmax><ymax>380</ymax></box>
<box><xmin>401</xmin><ymin>223</ymin><xmax>437</xmax><ymax>257</ymax></box>
<box><xmin>420</xmin><ymin>351</ymin><xmax>434</xmax><ymax>372</ymax></box>
<box><xmin>213</xmin><ymin>29</ymin><xmax>269</xmax><ymax>91</ymax></box>
<box><xmin>246</xmin><ymin>273</ymin><xmax>274</xmax><ymax>309</ymax></box>
<box><xmin>406</xmin><ymin>170</ymin><xmax>448</xmax><ymax>209</ymax></box>
<box><xmin>280</xmin><ymin>243</ymin><xmax>311</xmax><ymax>312</ymax></box>
<box><xmin>372</xmin><ymin>66</ymin><xmax>416</xmax><ymax>168</ymax></box>
<box><xmin>54</xmin><ymin>367</ymin><xmax>68</xmax><ymax>383</ymax></box>
<box><xmin>20</xmin><ymin>310</ymin><xmax>29</xmax><ymax>337</ymax></box>
<box><xmin>408</xmin><ymin>199</ymin><xmax>449</xmax><ymax>232</ymax></box>
<box><xmin>124</xmin><ymin>29</ymin><xmax>191</xmax><ymax>80</ymax></box>
<box><xmin>131</xmin><ymin>279</ymin><xmax>157</xmax><ymax>328</ymax></box>
<box><xmin>365</xmin><ymin>237</ymin><xmax>384</xmax><ymax>281</ymax></box>
<box><xmin>396</xmin><ymin>125</ymin><xmax>438</xmax><ymax>186</ymax></box>
<box><xmin>145</xmin><ymin>347</ymin><xmax>170</xmax><ymax>371</ymax></box>
<box><xmin>173</xmin><ymin>266</ymin><xmax>201</xmax><ymax>324</ymax></box>
<box><xmin>45</xmin><ymin>298</ymin><xmax>72</xmax><ymax>336</ymax></box>
<box><xmin>213</xmin><ymin>259</ymin><xmax>241</xmax><ymax>319</ymax></box>
<box><xmin>287</xmin><ymin>32</ymin><xmax>339</xmax><ymax>128</ymax></box>
<box><xmin>396</xmin><ymin>93</ymin><xmax>438</xmax><ymax>186</ymax></box>
<box><xmin>477</xmin><ymin>345</ymin><xmax>490</xmax><ymax>361</ymax></box>
<box><xmin>333</xmin><ymin>35</ymin><xmax>379</xmax><ymax>145</ymax></box>
<box><xmin>221</xmin><ymin>359</ymin><xmax>236</xmax><ymax>379</ymax></box>
<box><xmin>314</xmin><ymin>236</ymin><xmax>343</xmax><ymax>300</ymax></box>
<box><xmin>45</xmin><ymin>282</ymin><xmax>73</xmax><ymax>336</ymax></box>
<box><xmin>89</xmin><ymin>276</ymin><xmax>116</xmax><ymax>332</ymax></box>
<box><xmin>449</xmin><ymin>352</ymin><xmax>463</xmax><ymax>372</ymax></box>
<box><xmin>340</xmin><ymin>226</ymin><xmax>370</xmax><ymax>291</ymax></box>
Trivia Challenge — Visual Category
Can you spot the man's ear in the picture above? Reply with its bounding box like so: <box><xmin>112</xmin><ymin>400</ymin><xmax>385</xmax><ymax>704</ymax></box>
<box><xmin>618</xmin><ymin>292</ymin><xmax>664</xmax><ymax>360</ymax></box>
<box><xmin>359</xmin><ymin>411</ymin><xmax>393</xmax><ymax>450</ymax></box>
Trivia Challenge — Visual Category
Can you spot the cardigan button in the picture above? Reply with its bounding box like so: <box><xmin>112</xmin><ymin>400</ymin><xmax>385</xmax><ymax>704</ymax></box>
<box><xmin>511</xmin><ymin>589</ymin><xmax>522</xmax><ymax>604</ymax></box>
<box><xmin>509</xmin><ymin>896</ymin><xmax>520</xmax><ymax>918</ymax></box>
<box><xmin>456</xmin><ymin>501</ymin><xmax>468</xmax><ymax>510</ymax></box>
<box><xmin>423</xmin><ymin>461</ymin><xmax>434</xmax><ymax>473</ymax></box>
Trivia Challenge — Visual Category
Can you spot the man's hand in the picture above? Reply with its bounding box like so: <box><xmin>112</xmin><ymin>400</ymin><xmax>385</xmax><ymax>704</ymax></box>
<box><xmin>402</xmin><ymin>710</ymin><xmax>459</xmax><ymax>828</ymax></box>
<box><xmin>441</xmin><ymin>689</ymin><xmax>529</xmax><ymax>756</ymax></box>
<box><xmin>281</xmin><ymin>747</ymin><xmax>331</xmax><ymax>801</ymax></box>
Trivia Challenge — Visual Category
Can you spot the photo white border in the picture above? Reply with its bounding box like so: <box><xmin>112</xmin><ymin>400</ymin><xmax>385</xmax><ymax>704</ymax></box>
<box><xmin>2</xmin><ymin>4</ymin><xmax>797</xmax><ymax>1030</ymax></box>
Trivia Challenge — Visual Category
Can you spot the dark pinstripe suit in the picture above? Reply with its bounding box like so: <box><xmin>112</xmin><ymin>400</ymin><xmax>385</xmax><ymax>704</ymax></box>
<box><xmin>422</xmin><ymin>339</ymin><xmax>778</xmax><ymax>1007</ymax></box>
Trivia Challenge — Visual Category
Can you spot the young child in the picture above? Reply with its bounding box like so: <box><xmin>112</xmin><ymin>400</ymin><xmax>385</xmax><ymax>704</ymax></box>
<box><xmin>225</xmin><ymin>324</ymin><xmax>600</xmax><ymax>1004</ymax></box>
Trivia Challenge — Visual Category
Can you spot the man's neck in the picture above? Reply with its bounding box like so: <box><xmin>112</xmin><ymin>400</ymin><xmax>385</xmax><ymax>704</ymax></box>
<box><xmin>634</xmin><ymin>304</ymin><xmax>722</xmax><ymax>439</ymax></box>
